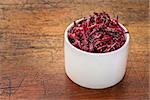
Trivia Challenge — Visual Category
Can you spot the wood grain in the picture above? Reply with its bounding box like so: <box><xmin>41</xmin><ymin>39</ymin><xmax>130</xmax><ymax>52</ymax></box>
<box><xmin>0</xmin><ymin>0</ymin><xmax>149</xmax><ymax>100</ymax></box>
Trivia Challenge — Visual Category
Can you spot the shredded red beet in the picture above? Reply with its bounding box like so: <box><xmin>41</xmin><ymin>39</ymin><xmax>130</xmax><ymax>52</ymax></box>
<box><xmin>68</xmin><ymin>12</ymin><xmax>127</xmax><ymax>53</ymax></box>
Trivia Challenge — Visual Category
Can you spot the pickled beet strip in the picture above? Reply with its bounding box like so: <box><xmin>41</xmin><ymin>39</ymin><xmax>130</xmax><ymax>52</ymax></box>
<box><xmin>68</xmin><ymin>12</ymin><xmax>127</xmax><ymax>53</ymax></box>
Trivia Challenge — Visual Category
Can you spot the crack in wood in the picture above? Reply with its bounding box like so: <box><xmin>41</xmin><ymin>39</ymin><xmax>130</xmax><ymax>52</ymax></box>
<box><xmin>0</xmin><ymin>73</ymin><xmax>27</xmax><ymax>98</ymax></box>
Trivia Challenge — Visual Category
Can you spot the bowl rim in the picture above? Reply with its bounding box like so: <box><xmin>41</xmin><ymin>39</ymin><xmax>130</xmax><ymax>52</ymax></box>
<box><xmin>65</xmin><ymin>18</ymin><xmax>130</xmax><ymax>56</ymax></box>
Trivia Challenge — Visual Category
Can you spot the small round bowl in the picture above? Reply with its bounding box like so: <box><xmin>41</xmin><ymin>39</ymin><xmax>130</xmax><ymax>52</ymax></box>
<box><xmin>64</xmin><ymin>19</ymin><xmax>130</xmax><ymax>89</ymax></box>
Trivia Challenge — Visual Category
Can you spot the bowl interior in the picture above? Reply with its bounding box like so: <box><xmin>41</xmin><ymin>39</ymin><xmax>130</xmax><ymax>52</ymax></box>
<box><xmin>65</xmin><ymin>19</ymin><xmax>130</xmax><ymax>56</ymax></box>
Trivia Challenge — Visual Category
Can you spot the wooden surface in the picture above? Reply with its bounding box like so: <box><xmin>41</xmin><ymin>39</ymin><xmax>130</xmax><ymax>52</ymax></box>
<box><xmin>0</xmin><ymin>0</ymin><xmax>149</xmax><ymax>100</ymax></box>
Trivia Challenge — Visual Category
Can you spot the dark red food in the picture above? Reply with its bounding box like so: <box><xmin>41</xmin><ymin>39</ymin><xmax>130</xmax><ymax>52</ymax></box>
<box><xmin>68</xmin><ymin>12</ymin><xmax>127</xmax><ymax>53</ymax></box>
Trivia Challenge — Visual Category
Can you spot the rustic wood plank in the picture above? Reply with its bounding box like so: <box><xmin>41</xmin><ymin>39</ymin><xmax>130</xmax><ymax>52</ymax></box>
<box><xmin>0</xmin><ymin>0</ymin><xmax>149</xmax><ymax>100</ymax></box>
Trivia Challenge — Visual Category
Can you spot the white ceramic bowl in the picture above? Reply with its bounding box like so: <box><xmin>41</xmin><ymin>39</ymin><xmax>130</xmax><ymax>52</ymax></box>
<box><xmin>64</xmin><ymin>19</ymin><xmax>130</xmax><ymax>89</ymax></box>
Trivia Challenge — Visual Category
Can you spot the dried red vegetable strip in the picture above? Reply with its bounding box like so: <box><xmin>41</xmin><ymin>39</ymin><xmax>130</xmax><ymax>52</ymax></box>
<box><xmin>68</xmin><ymin>12</ymin><xmax>126</xmax><ymax>53</ymax></box>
